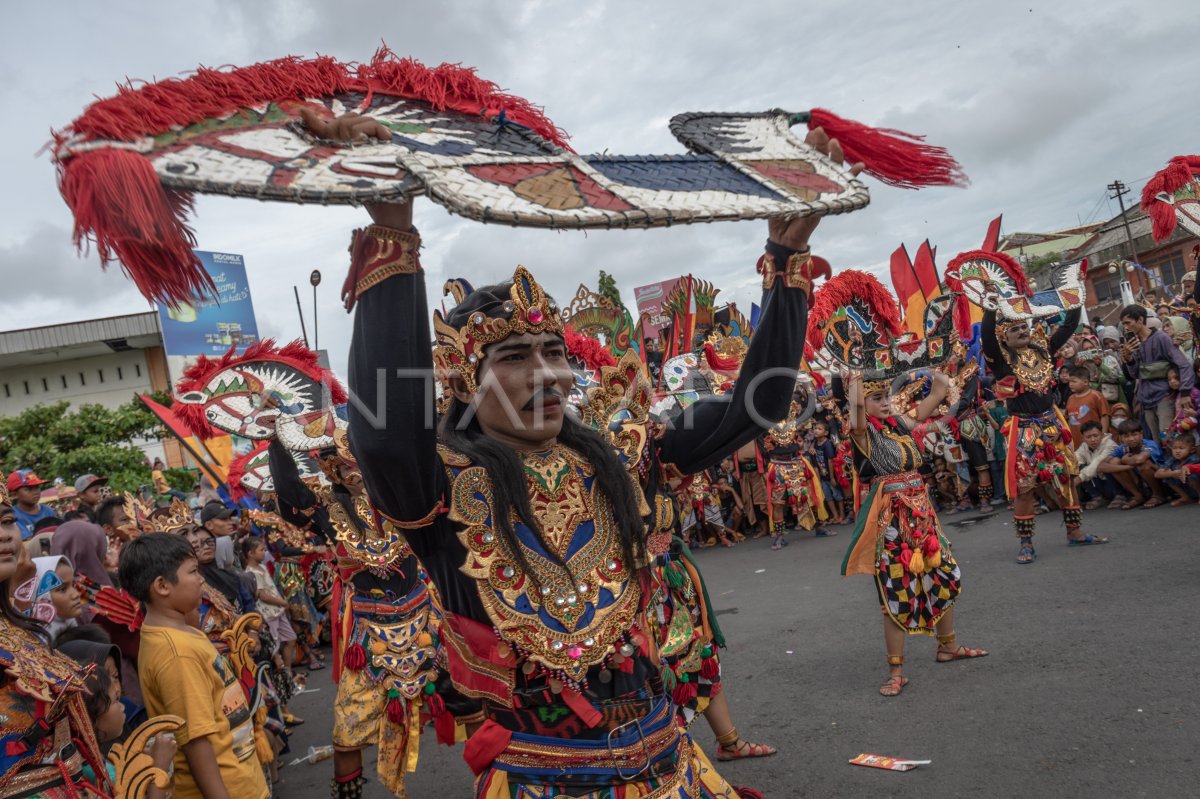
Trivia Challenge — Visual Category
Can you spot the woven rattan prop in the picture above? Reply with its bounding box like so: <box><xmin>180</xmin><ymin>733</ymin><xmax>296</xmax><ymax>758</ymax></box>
<box><xmin>944</xmin><ymin>250</ymin><xmax>1088</xmax><ymax>322</ymax></box>
<box><xmin>52</xmin><ymin>49</ymin><xmax>966</xmax><ymax>306</ymax></box>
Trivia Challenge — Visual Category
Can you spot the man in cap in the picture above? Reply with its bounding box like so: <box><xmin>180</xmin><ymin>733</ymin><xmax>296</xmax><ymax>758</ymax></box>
<box><xmin>199</xmin><ymin>500</ymin><xmax>239</xmax><ymax>570</ymax></box>
<box><xmin>7</xmin><ymin>470</ymin><xmax>55</xmax><ymax>540</ymax></box>
<box><xmin>73</xmin><ymin>473</ymin><xmax>109</xmax><ymax>519</ymax></box>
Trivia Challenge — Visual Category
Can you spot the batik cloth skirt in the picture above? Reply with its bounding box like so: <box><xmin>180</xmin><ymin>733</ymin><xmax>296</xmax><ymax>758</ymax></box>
<box><xmin>841</xmin><ymin>471</ymin><xmax>962</xmax><ymax>635</ymax></box>
<box><xmin>1001</xmin><ymin>408</ymin><xmax>1078</xmax><ymax>501</ymax></box>
<box><xmin>470</xmin><ymin>697</ymin><xmax>750</xmax><ymax>798</ymax></box>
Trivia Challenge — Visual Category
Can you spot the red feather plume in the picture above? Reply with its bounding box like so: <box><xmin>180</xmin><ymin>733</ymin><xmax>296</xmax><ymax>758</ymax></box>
<box><xmin>806</xmin><ymin>108</ymin><xmax>968</xmax><ymax>189</ymax></box>
<box><xmin>945</xmin><ymin>249</ymin><xmax>1030</xmax><ymax>340</ymax></box>
<box><xmin>1140</xmin><ymin>155</ymin><xmax>1200</xmax><ymax>242</ymax></box>
<box><xmin>805</xmin><ymin>269</ymin><xmax>903</xmax><ymax>347</ymax></box>
<box><xmin>563</xmin><ymin>326</ymin><xmax>617</xmax><ymax>373</ymax></box>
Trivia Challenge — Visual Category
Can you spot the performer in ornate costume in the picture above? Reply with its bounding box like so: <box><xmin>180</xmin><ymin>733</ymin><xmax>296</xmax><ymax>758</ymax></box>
<box><xmin>764</xmin><ymin>401</ymin><xmax>829</xmax><ymax>546</ymax></box>
<box><xmin>813</xmin><ymin>272</ymin><xmax>987</xmax><ymax>698</ymax></box>
<box><xmin>333</xmin><ymin>111</ymin><xmax>851</xmax><ymax>794</ymax></box>
<box><xmin>46</xmin><ymin>48</ymin><xmax>968</xmax><ymax>795</ymax></box>
<box><xmin>946</xmin><ymin>251</ymin><xmax>1108</xmax><ymax>564</ymax></box>
<box><xmin>0</xmin><ymin>486</ymin><xmax>115</xmax><ymax>797</ymax></box>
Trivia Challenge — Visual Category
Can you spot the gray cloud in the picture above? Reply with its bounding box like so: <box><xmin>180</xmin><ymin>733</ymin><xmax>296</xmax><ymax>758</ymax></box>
<box><xmin>3</xmin><ymin>0</ymin><xmax>1198</xmax><ymax>381</ymax></box>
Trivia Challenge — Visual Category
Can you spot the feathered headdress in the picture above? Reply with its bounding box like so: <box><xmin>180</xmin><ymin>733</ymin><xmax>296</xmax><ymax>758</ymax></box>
<box><xmin>809</xmin><ymin>270</ymin><xmax>955</xmax><ymax>388</ymax></box>
<box><xmin>945</xmin><ymin>249</ymin><xmax>1087</xmax><ymax>328</ymax></box>
<box><xmin>1140</xmin><ymin>155</ymin><xmax>1200</xmax><ymax>242</ymax></box>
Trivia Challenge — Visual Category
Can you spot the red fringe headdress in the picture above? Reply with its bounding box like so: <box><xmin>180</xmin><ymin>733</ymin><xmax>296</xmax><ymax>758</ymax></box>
<box><xmin>805</xmin><ymin>269</ymin><xmax>904</xmax><ymax>349</ymax></box>
<box><xmin>1140</xmin><ymin>155</ymin><xmax>1200</xmax><ymax>242</ymax></box>
<box><xmin>53</xmin><ymin>46</ymin><xmax>570</xmax><ymax>307</ymax></box>
<box><xmin>173</xmin><ymin>338</ymin><xmax>347</xmax><ymax>439</ymax></box>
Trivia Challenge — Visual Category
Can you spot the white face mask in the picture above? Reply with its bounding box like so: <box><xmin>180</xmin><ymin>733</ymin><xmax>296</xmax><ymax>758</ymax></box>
<box><xmin>1112</xmin><ymin>416</ymin><xmax>1127</xmax><ymax>428</ymax></box>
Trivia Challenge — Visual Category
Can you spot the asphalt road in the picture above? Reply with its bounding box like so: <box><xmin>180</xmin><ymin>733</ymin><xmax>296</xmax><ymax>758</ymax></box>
<box><xmin>278</xmin><ymin>504</ymin><xmax>1200</xmax><ymax>798</ymax></box>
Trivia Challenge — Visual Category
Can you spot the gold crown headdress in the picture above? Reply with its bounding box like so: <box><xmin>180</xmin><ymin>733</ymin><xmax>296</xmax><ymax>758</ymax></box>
<box><xmin>433</xmin><ymin>266</ymin><xmax>564</xmax><ymax>394</ymax></box>
<box><xmin>125</xmin><ymin>493</ymin><xmax>194</xmax><ymax>534</ymax></box>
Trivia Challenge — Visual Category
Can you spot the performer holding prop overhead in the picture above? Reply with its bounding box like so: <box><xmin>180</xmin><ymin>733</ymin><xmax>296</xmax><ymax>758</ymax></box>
<box><xmin>946</xmin><ymin>250</ymin><xmax>1107</xmax><ymax>565</ymax></box>
<box><xmin>52</xmin><ymin>48</ymin><xmax>967</xmax><ymax>798</ymax></box>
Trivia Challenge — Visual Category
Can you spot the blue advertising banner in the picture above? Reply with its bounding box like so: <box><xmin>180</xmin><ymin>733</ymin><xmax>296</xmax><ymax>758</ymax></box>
<box><xmin>156</xmin><ymin>251</ymin><xmax>260</xmax><ymax>358</ymax></box>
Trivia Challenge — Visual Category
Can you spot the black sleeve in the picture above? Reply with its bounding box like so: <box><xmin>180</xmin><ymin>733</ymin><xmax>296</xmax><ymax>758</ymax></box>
<box><xmin>346</xmin><ymin>228</ymin><xmax>447</xmax><ymax>525</ymax></box>
<box><xmin>1049</xmin><ymin>307</ymin><xmax>1082</xmax><ymax>355</ymax></box>
<box><xmin>269</xmin><ymin>440</ymin><xmax>316</xmax><ymax>512</ymax></box>
<box><xmin>656</xmin><ymin>246</ymin><xmax>807</xmax><ymax>474</ymax></box>
<box><xmin>981</xmin><ymin>310</ymin><xmax>1010</xmax><ymax>378</ymax></box>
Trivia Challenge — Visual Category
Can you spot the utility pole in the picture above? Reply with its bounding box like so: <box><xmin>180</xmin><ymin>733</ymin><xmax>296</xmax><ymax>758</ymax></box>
<box><xmin>1107</xmin><ymin>180</ymin><xmax>1140</xmax><ymax>262</ymax></box>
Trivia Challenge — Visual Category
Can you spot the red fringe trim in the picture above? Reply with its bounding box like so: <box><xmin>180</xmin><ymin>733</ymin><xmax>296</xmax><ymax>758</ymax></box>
<box><xmin>946</xmin><ymin>249</ymin><xmax>1029</xmax><ymax>297</ymax></box>
<box><xmin>226</xmin><ymin>442</ymin><xmax>269</xmax><ymax>501</ymax></box>
<box><xmin>175</xmin><ymin>337</ymin><xmax>347</xmax><ymax>408</ymax></box>
<box><xmin>58</xmin><ymin>148</ymin><xmax>207</xmax><ymax>306</ymax></box>
<box><xmin>808</xmin><ymin>108</ymin><xmax>968</xmax><ymax>189</ymax></box>
<box><xmin>563</xmin><ymin>326</ymin><xmax>617</xmax><ymax>372</ymax></box>
<box><xmin>1140</xmin><ymin>155</ymin><xmax>1200</xmax><ymax>241</ymax></box>
<box><xmin>55</xmin><ymin>47</ymin><xmax>570</xmax><ymax>307</ymax></box>
<box><xmin>61</xmin><ymin>47</ymin><xmax>569</xmax><ymax>151</ymax></box>
<box><xmin>806</xmin><ymin>269</ymin><xmax>903</xmax><ymax>346</ymax></box>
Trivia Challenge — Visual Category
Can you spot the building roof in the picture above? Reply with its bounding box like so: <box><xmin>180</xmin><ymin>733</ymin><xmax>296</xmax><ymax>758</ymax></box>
<box><xmin>0</xmin><ymin>312</ymin><xmax>162</xmax><ymax>369</ymax></box>
<box><xmin>999</xmin><ymin>223</ymin><xmax>1104</xmax><ymax>262</ymax></box>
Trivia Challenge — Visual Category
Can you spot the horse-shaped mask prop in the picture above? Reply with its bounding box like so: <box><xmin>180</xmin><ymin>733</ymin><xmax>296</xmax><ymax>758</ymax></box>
<box><xmin>172</xmin><ymin>339</ymin><xmax>347</xmax><ymax>451</ymax></box>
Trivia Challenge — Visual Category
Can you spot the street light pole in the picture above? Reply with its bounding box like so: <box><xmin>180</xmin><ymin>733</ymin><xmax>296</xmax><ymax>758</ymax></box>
<box><xmin>310</xmin><ymin>270</ymin><xmax>322</xmax><ymax>352</ymax></box>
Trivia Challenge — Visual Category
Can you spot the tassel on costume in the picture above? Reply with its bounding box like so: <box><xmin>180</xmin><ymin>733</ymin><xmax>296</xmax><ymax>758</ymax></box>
<box><xmin>800</xmin><ymin>108</ymin><xmax>969</xmax><ymax>189</ymax></box>
<box><xmin>672</xmin><ymin>675</ymin><xmax>698</xmax><ymax>706</ymax></box>
<box><xmin>386</xmin><ymin>690</ymin><xmax>404</xmax><ymax>725</ymax></box>
<box><xmin>344</xmin><ymin>642</ymin><xmax>367</xmax><ymax>671</ymax></box>
<box><xmin>700</xmin><ymin>645</ymin><xmax>720</xmax><ymax>681</ymax></box>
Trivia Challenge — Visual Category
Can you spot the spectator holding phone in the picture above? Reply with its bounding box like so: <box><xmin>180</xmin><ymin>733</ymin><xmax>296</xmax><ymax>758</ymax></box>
<box><xmin>1120</xmin><ymin>304</ymin><xmax>1195</xmax><ymax>442</ymax></box>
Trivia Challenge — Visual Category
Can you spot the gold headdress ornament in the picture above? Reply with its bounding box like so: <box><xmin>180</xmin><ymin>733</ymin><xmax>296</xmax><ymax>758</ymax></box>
<box><xmin>125</xmin><ymin>493</ymin><xmax>194</xmax><ymax>534</ymax></box>
<box><xmin>433</xmin><ymin>265</ymin><xmax>564</xmax><ymax>394</ymax></box>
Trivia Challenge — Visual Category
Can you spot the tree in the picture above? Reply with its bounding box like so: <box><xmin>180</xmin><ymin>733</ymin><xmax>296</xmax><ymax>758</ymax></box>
<box><xmin>1024</xmin><ymin>250</ymin><xmax>1062</xmax><ymax>286</ymax></box>
<box><xmin>597</xmin><ymin>270</ymin><xmax>623</xmax><ymax>309</ymax></box>
<box><xmin>0</xmin><ymin>393</ymin><xmax>191</xmax><ymax>494</ymax></box>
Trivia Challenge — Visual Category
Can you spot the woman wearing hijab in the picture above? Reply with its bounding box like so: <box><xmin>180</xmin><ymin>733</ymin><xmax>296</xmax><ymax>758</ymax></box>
<box><xmin>1165</xmin><ymin>315</ymin><xmax>1195</xmax><ymax>361</ymax></box>
<box><xmin>51</xmin><ymin>518</ymin><xmax>148</xmax><ymax>705</ymax></box>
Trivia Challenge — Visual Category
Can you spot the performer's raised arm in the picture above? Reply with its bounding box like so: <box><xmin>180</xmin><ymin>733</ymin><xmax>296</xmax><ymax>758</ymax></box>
<box><xmin>1049</xmin><ymin>307</ymin><xmax>1082</xmax><ymax>355</ymax></box>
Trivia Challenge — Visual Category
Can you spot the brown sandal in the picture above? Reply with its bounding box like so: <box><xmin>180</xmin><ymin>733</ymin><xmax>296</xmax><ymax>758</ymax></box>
<box><xmin>880</xmin><ymin>655</ymin><xmax>907</xmax><ymax>697</ymax></box>
<box><xmin>714</xmin><ymin>728</ymin><xmax>778</xmax><ymax>761</ymax></box>
<box><xmin>935</xmin><ymin>633</ymin><xmax>988</xmax><ymax>662</ymax></box>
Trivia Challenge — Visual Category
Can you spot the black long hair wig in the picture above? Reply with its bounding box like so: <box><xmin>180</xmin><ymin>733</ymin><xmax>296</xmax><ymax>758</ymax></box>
<box><xmin>439</xmin><ymin>281</ymin><xmax>649</xmax><ymax>588</ymax></box>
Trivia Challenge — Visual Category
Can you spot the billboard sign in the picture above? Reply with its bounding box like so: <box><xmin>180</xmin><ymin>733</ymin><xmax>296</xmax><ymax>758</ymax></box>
<box><xmin>156</xmin><ymin>251</ymin><xmax>260</xmax><ymax>358</ymax></box>
<box><xmin>633</xmin><ymin>277</ymin><xmax>679</xmax><ymax>339</ymax></box>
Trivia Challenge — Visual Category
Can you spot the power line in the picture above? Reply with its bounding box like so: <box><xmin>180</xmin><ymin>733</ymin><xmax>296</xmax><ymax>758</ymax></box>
<box><xmin>1106</xmin><ymin>179</ymin><xmax>1139</xmax><ymax>262</ymax></box>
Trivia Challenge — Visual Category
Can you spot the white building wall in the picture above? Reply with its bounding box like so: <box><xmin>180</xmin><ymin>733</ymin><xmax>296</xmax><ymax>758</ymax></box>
<box><xmin>0</xmin><ymin>350</ymin><xmax>166</xmax><ymax>464</ymax></box>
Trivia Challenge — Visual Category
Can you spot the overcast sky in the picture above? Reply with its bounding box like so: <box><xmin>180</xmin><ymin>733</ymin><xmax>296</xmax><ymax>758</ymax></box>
<box><xmin>2</xmin><ymin>1</ymin><xmax>1197</xmax><ymax>378</ymax></box>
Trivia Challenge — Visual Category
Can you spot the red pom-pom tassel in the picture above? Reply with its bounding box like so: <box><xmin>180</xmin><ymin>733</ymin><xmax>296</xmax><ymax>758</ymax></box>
<box><xmin>386</xmin><ymin>695</ymin><xmax>404</xmax><ymax>725</ymax></box>
<box><xmin>344</xmin><ymin>642</ymin><xmax>367</xmax><ymax>671</ymax></box>
<box><xmin>700</xmin><ymin>656</ymin><xmax>720</xmax><ymax>681</ymax></box>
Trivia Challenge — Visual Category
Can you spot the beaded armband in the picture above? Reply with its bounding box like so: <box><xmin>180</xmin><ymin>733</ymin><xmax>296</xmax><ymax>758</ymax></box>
<box><xmin>343</xmin><ymin>225</ymin><xmax>422</xmax><ymax>309</ymax></box>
